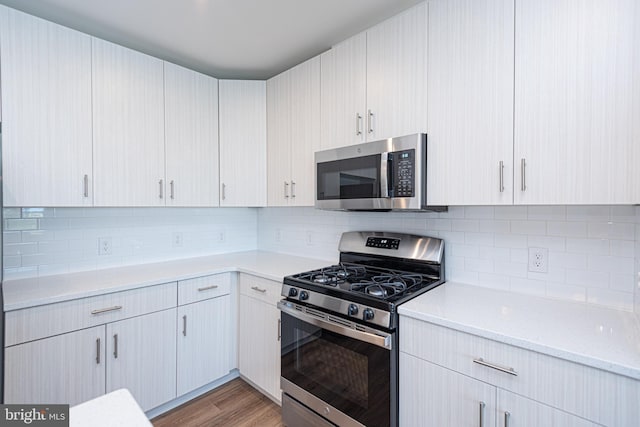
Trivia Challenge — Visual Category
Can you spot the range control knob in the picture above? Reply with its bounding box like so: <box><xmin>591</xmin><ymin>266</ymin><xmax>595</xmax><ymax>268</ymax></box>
<box><xmin>288</xmin><ymin>288</ymin><xmax>298</xmax><ymax>297</ymax></box>
<box><xmin>299</xmin><ymin>290</ymin><xmax>309</xmax><ymax>301</ymax></box>
<box><xmin>347</xmin><ymin>304</ymin><xmax>359</xmax><ymax>316</ymax></box>
<box><xmin>363</xmin><ymin>308</ymin><xmax>375</xmax><ymax>321</ymax></box>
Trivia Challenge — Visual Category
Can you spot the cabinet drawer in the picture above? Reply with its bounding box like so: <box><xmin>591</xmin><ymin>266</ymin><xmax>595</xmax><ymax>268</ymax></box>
<box><xmin>5</xmin><ymin>282</ymin><xmax>177</xmax><ymax>346</ymax></box>
<box><xmin>400</xmin><ymin>317</ymin><xmax>639</xmax><ymax>426</ymax></box>
<box><xmin>239</xmin><ymin>274</ymin><xmax>281</xmax><ymax>306</ymax></box>
<box><xmin>178</xmin><ymin>273</ymin><xmax>231</xmax><ymax>305</ymax></box>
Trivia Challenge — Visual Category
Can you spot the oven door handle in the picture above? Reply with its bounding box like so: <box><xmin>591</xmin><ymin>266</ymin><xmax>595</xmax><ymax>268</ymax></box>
<box><xmin>278</xmin><ymin>301</ymin><xmax>393</xmax><ymax>350</ymax></box>
<box><xmin>380</xmin><ymin>152</ymin><xmax>390</xmax><ymax>198</ymax></box>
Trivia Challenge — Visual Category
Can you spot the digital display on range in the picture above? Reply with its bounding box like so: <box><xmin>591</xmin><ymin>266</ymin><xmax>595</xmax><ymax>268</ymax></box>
<box><xmin>366</xmin><ymin>237</ymin><xmax>400</xmax><ymax>249</ymax></box>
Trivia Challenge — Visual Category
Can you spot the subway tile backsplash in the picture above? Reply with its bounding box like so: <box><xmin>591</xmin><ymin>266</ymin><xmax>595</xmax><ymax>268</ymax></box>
<box><xmin>3</xmin><ymin>205</ymin><xmax>639</xmax><ymax>314</ymax></box>
<box><xmin>257</xmin><ymin>206</ymin><xmax>640</xmax><ymax>312</ymax></box>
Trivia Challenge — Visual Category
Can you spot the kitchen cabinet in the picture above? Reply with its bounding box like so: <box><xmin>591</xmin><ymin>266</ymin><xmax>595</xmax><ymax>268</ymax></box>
<box><xmin>238</xmin><ymin>274</ymin><xmax>282</xmax><ymax>402</ymax></box>
<box><xmin>106</xmin><ymin>308</ymin><xmax>177</xmax><ymax>411</ymax></box>
<box><xmin>4</xmin><ymin>326</ymin><xmax>105</xmax><ymax>406</ymax></box>
<box><xmin>426</xmin><ymin>0</ymin><xmax>515</xmax><ymax>205</ymax></box>
<box><xmin>219</xmin><ymin>80</ymin><xmax>267</xmax><ymax>207</ymax></box>
<box><xmin>514</xmin><ymin>0</ymin><xmax>640</xmax><ymax>204</ymax></box>
<box><xmin>0</xmin><ymin>6</ymin><xmax>93</xmax><ymax>207</ymax></box>
<box><xmin>267</xmin><ymin>55</ymin><xmax>321</xmax><ymax>206</ymax></box>
<box><xmin>92</xmin><ymin>38</ymin><xmax>165</xmax><ymax>206</ymax></box>
<box><xmin>320</xmin><ymin>2</ymin><xmax>427</xmax><ymax>149</ymax></box>
<box><xmin>164</xmin><ymin>62</ymin><xmax>220</xmax><ymax>207</ymax></box>
<box><xmin>176</xmin><ymin>274</ymin><xmax>235</xmax><ymax>396</ymax></box>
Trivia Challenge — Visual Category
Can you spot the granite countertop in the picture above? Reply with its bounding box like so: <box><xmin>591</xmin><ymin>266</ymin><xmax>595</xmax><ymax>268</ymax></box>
<box><xmin>399</xmin><ymin>281</ymin><xmax>640</xmax><ymax>380</ymax></box>
<box><xmin>2</xmin><ymin>250</ymin><xmax>331</xmax><ymax>311</ymax></box>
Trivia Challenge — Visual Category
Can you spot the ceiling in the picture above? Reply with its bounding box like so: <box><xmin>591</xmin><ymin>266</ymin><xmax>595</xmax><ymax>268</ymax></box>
<box><xmin>0</xmin><ymin>0</ymin><xmax>423</xmax><ymax>80</ymax></box>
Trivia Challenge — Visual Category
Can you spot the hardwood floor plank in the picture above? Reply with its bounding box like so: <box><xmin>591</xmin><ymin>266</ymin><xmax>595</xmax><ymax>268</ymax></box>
<box><xmin>152</xmin><ymin>378</ymin><xmax>283</xmax><ymax>427</ymax></box>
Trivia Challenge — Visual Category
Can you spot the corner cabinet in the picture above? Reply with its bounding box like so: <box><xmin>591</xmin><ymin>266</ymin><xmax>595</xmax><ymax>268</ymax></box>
<box><xmin>164</xmin><ymin>62</ymin><xmax>220</xmax><ymax>207</ymax></box>
<box><xmin>320</xmin><ymin>2</ymin><xmax>427</xmax><ymax>150</ymax></box>
<box><xmin>238</xmin><ymin>274</ymin><xmax>282</xmax><ymax>402</ymax></box>
<box><xmin>267</xmin><ymin>55</ymin><xmax>321</xmax><ymax>206</ymax></box>
<box><xmin>92</xmin><ymin>38</ymin><xmax>166</xmax><ymax>207</ymax></box>
<box><xmin>0</xmin><ymin>6</ymin><xmax>93</xmax><ymax>207</ymax></box>
<box><xmin>219</xmin><ymin>80</ymin><xmax>267</xmax><ymax>207</ymax></box>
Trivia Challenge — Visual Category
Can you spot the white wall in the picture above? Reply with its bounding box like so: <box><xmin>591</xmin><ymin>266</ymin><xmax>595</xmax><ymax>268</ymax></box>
<box><xmin>258</xmin><ymin>206</ymin><xmax>639</xmax><ymax>312</ymax></box>
<box><xmin>3</xmin><ymin>207</ymin><xmax>257</xmax><ymax>279</ymax></box>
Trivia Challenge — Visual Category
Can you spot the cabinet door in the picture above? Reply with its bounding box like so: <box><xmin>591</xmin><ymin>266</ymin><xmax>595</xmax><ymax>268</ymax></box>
<box><xmin>164</xmin><ymin>62</ymin><xmax>219</xmax><ymax>207</ymax></box>
<box><xmin>239</xmin><ymin>294</ymin><xmax>281</xmax><ymax>402</ymax></box>
<box><xmin>106</xmin><ymin>309</ymin><xmax>177</xmax><ymax>411</ymax></box>
<box><xmin>4</xmin><ymin>326</ymin><xmax>105</xmax><ymax>405</ymax></box>
<box><xmin>289</xmin><ymin>55</ymin><xmax>321</xmax><ymax>206</ymax></box>
<box><xmin>219</xmin><ymin>80</ymin><xmax>267</xmax><ymax>206</ymax></box>
<box><xmin>0</xmin><ymin>6</ymin><xmax>93</xmax><ymax>207</ymax></box>
<box><xmin>177</xmin><ymin>296</ymin><xmax>233</xmax><ymax>396</ymax></box>
<box><xmin>320</xmin><ymin>33</ymin><xmax>367</xmax><ymax>149</ymax></box>
<box><xmin>366</xmin><ymin>3</ymin><xmax>428</xmax><ymax>142</ymax></box>
<box><xmin>427</xmin><ymin>0</ymin><xmax>515</xmax><ymax>205</ymax></box>
<box><xmin>514</xmin><ymin>0</ymin><xmax>640</xmax><ymax>204</ymax></box>
<box><xmin>266</xmin><ymin>69</ymin><xmax>292</xmax><ymax>206</ymax></box>
<box><xmin>498</xmin><ymin>390</ymin><xmax>600</xmax><ymax>427</ymax></box>
<box><xmin>92</xmin><ymin>38</ymin><xmax>165</xmax><ymax>206</ymax></box>
<box><xmin>400</xmin><ymin>352</ymin><xmax>497</xmax><ymax>427</ymax></box>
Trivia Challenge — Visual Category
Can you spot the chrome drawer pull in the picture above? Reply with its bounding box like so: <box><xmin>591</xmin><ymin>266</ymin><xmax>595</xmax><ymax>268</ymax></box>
<box><xmin>91</xmin><ymin>305</ymin><xmax>123</xmax><ymax>315</ymax></box>
<box><xmin>251</xmin><ymin>286</ymin><xmax>267</xmax><ymax>293</ymax></box>
<box><xmin>197</xmin><ymin>285</ymin><xmax>219</xmax><ymax>292</ymax></box>
<box><xmin>473</xmin><ymin>358</ymin><xmax>518</xmax><ymax>376</ymax></box>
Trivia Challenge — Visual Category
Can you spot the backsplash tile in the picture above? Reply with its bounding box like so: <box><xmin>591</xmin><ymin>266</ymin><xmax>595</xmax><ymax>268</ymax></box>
<box><xmin>258</xmin><ymin>205</ymin><xmax>639</xmax><ymax>312</ymax></box>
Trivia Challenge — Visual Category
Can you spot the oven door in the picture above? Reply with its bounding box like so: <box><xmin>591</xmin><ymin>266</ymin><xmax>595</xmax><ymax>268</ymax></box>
<box><xmin>278</xmin><ymin>301</ymin><xmax>397</xmax><ymax>427</ymax></box>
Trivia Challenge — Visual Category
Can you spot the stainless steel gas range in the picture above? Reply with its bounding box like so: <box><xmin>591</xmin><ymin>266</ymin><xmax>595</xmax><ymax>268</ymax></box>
<box><xmin>277</xmin><ymin>231</ymin><xmax>445</xmax><ymax>427</ymax></box>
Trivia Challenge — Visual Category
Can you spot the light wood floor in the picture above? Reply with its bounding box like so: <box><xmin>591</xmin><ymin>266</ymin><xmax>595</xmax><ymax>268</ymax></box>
<box><xmin>152</xmin><ymin>378</ymin><xmax>283</xmax><ymax>427</ymax></box>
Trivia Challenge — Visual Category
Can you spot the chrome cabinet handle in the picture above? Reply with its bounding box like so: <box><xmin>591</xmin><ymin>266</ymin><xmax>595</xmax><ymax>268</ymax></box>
<box><xmin>197</xmin><ymin>285</ymin><xmax>219</xmax><ymax>292</ymax></box>
<box><xmin>479</xmin><ymin>401</ymin><xmax>486</xmax><ymax>427</ymax></box>
<box><xmin>182</xmin><ymin>315</ymin><xmax>187</xmax><ymax>337</ymax></box>
<box><xmin>473</xmin><ymin>358</ymin><xmax>518</xmax><ymax>376</ymax></box>
<box><xmin>159</xmin><ymin>179</ymin><xmax>163</xmax><ymax>199</ymax></box>
<box><xmin>91</xmin><ymin>306</ymin><xmax>123</xmax><ymax>315</ymax></box>
<box><xmin>291</xmin><ymin>181</ymin><xmax>296</xmax><ymax>198</ymax></box>
<box><xmin>499</xmin><ymin>161</ymin><xmax>505</xmax><ymax>193</ymax></box>
<box><xmin>96</xmin><ymin>338</ymin><xmax>101</xmax><ymax>364</ymax></box>
<box><xmin>221</xmin><ymin>183</ymin><xmax>226</xmax><ymax>200</ymax></box>
<box><xmin>505</xmin><ymin>411</ymin><xmax>511</xmax><ymax>427</ymax></box>
<box><xmin>367</xmin><ymin>109</ymin><xmax>374</xmax><ymax>134</ymax></box>
<box><xmin>355</xmin><ymin>113</ymin><xmax>362</xmax><ymax>136</ymax></box>
<box><xmin>170</xmin><ymin>180</ymin><xmax>175</xmax><ymax>200</ymax></box>
<box><xmin>83</xmin><ymin>174</ymin><xmax>89</xmax><ymax>198</ymax></box>
<box><xmin>113</xmin><ymin>334</ymin><xmax>118</xmax><ymax>359</ymax></box>
<box><xmin>277</xmin><ymin>319</ymin><xmax>281</xmax><ymax>341</ymax></box>
<box><xmin>284</xmin><ymin>181</ymin><xmax>289</xmax><ymax>198</ymax></box>
<box><xmin>521</xmin><ymin>158</ymin><xmax>526</xmax><ymax>191</ymax></box>
<box><xmin>251</xmin><ymin>286</ymin><xmax>267</xmax><ymax>293</ymax></box>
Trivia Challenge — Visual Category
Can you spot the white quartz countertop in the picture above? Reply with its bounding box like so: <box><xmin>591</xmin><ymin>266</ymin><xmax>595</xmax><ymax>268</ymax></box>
<box><xmin>2</xmin><ymin>251</ymin><xmax>331</xmax><ymax>311</ymax></box>
<box><xmin>399</xmin><ymin>282</ymin><xmax>640</xmax><ymax>380</ymax></box>
<box><xmin>70</xmin><ymin>388</ymin><xmax>151</xmax><ymax>427</ymax></box>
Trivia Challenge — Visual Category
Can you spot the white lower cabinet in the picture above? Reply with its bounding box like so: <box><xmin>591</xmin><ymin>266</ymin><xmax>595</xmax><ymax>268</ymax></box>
<box><xmin>4</xmin><ymin>326</ymin><xmax>106</xmax><ymax>406</ymax></box>
<box><xmin>106</xmin><ymin>309</ymin><xmax>177</xmax><ymax>411</ymax></box>
<box><xmin>177</xmin><ymin>295</ymin><xmax>234</xmax><ymax>396</ymax></box>
<box><xmin>238</xmin><ymin>274</ymin><xmax>282</xmax><ymax>402</ymax></box>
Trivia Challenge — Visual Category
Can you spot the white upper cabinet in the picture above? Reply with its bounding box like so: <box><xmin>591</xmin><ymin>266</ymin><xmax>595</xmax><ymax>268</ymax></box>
<box><xmin>514</xmin><ymin>0</ymin><xmax>640</xmax><ymax>204</ymax></box>
<box><xmin>219</xmin><ymin>80</ymin><xmax>267</xmax><ymax>207</ymax></box>
<box><xmin>92</xmin><ymin>38</ymin><xmax>165</xmax><ymax>207</ymax></box>
<box><xmin>164</xmin><ymin>62</ymin><xmax>219</xmax><ymax>207</ymax></box>
<box><xmin>366</xmin><ymin>2</ymin><xmax>428</xmax><ymax>142</ymax></box>
<box><xmin>320</xmin><ymin>33</ymin><xmax>367</xmax><ymax>149</ymax></box>
<box><xmin>0</xmin><ymin>6</ymin><xmax>93</xmax><ymax>207</ymax></box>
<box><xmin>426</xmin><ymin>0</ymin><xmax>515</xmax><ymax>205</ymax></box>
<box><xmin>267</xmin><ymin>56</ymin><xmax>321</xmax><ymax>206</ymax></box>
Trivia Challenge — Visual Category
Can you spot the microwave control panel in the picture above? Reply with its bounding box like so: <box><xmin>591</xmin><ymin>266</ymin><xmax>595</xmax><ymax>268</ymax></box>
<box><xmin>391</xmin><ymin>149</ymin><xmax>415</xmax><ymax>197</ymax></box>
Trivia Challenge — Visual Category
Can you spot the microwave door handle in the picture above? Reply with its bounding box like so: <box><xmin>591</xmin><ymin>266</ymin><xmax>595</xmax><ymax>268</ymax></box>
<box><xmin>380</xmin><ymin>152</ymin><xmax>390</xmax><ymax>198</ymax></box>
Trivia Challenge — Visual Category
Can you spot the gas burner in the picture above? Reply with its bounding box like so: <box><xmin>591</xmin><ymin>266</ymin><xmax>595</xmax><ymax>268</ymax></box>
<box><xmin>313</xmin><ymin>274</ymin><xmax>339</xmax><ymax>286</ymax></box>
<box><xmin>307</xmin><ymin>263</ymin><xmax>367</xmax><ymax>287</ymax></box>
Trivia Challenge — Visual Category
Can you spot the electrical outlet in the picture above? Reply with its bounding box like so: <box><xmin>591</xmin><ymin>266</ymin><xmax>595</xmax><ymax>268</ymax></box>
<box><xmin>528</xmin><ymin>247</ymin><xmax>548</xmax><ymax>273</ymax></box>
<box><xmin>218</xmin><ymin>231</ymin><xmax>226</xmax><ymax>242</ymax></box>
<box><xmin>275</xmin><ymin>228</ymin><xmax>281</xmax><ymax>242</ymax></box>
<box><xmin>306</xmin><ymin>231</ymin><xmax>313</xmax><ymax>246</ymax></box>
<box><xmin>172</xmin><ymin>232</ymin><xmax>183</xmax><ymax>248</ymax></box>
<box><xmin>98</xmin><ymin>237</ymin><xmax>112</xmax><ymax>256</ymax></box>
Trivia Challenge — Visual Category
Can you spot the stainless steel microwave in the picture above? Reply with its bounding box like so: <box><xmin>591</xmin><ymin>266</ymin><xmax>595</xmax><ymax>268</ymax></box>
<box><xmin>315</xmin><ymin>133</ymin><xmax>445</xmax><ymax>211</ymax></box>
